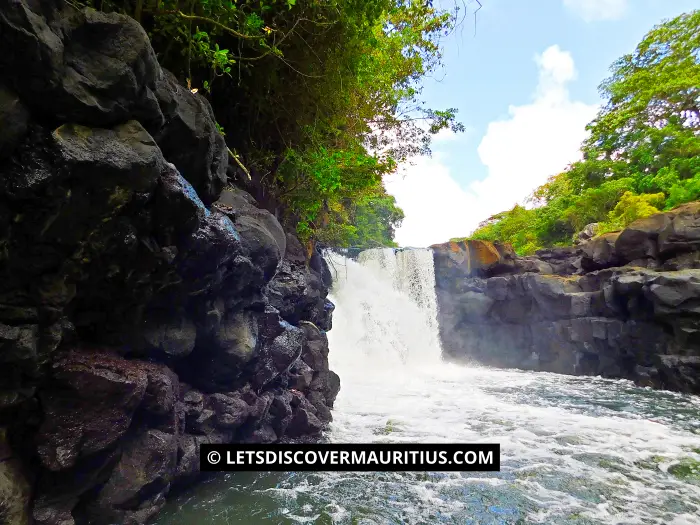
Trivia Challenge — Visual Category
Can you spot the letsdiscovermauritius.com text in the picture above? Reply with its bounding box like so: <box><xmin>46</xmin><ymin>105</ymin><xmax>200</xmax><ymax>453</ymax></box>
<box><xmin>200</xmin><ymin>443</ymin><xmax>500</xmax><ymax>472</ymax></box>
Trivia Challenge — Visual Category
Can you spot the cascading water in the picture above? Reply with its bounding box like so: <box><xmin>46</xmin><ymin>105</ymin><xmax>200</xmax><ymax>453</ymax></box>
<box><xmin>156</xmin><ymin>249</ymin><xmax>700</xmax><ymax>525</ymax></box>
<box><xmin>326</xmin><ymin>248</ymin><xmax>442</xmax><ymax>369</ymax></box>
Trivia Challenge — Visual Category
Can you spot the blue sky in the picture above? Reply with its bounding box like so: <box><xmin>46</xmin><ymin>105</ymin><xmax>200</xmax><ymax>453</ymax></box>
<box><xmin>384</xmin><ymin>0</ymin><xmax>699</xmax><ymax>247</ymax></box>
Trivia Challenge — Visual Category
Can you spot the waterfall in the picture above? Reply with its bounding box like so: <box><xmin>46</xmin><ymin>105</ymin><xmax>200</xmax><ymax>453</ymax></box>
<box><xmin>325</xmin><ymin>248</ymin><xmax>442</xmax><ymax>372</ymax></box>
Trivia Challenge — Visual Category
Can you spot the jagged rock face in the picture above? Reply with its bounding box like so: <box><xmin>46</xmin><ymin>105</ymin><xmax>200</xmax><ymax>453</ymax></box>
<box><xmin>0</xmin><ymin>2</ymin><xmax>339</xmax><ymax>524</ymax></box>
<box><xmin>433</xmin><ymin>207</ymin><xmax>700</xmax><ymax>395</ymax></box>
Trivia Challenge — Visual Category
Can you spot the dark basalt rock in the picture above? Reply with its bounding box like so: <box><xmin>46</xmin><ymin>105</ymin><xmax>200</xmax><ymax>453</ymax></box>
<box><xmin>0</xmin><ymin>1</ymin><xmax>162</xmax><ymax>128</ymax></box>
<box><xmin>215</xmin><ymin>187</ymin><xmax>286</xmax><ymax>280</ymax></box>
<box><xmin>0</xmin><ymin>84</ymin><xmax>30</xmax><ymax>159</ymax></box>
<box><xmin>154</xmin><ymin>70</ymin><xmax>227</xmax><ymax>205</ymax></box>
<box><xmin>267</xmin><ymin>234</ymin><xmax>334</xmax><ymax>331</ymax></box>
<box><xmin>0</xmin><ymin>2</ymin><xmax>339</xmax><ymax>523</ymax></box>
<box><xmin>433</xmin><ymin>205</ymin><xmax>700</xmax><ymax>395</ymax></box>
<box><xmin>36</xmin><ymin>349</ymin><xmax>148</xmax><ymax>472</ymax></box>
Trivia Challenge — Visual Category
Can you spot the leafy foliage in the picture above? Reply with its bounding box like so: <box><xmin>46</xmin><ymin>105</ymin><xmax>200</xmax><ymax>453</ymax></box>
<box><xmin>462</xmin><ymin>10</ymin><xmax>700</xmax><ymax>255</ymax></box>
<box><xmin>85</xmin><ymin>0</ymin><xmax>465</xmax><ymax>248</ymax></box>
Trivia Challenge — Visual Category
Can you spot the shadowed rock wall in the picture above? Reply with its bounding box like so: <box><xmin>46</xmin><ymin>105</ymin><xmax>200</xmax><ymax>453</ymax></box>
<box><xmin>0</xmin><ymin>2</ymin><xmax>338</xmax><ymax>524</ymax></box>
<box><xmin>432</xmin><ymin>206</ymin><xmax>700</xmax><ymax>395</ymax></box>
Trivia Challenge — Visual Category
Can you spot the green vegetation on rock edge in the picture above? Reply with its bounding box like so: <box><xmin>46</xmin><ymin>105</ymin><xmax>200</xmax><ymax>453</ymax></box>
<box><xmin>454</xmin><ymin>10</ymin><xmax>700</xmax><ymax>255</ymax></box>
<box><xmin>82</xmin><ymin>0</ymin><xmax>465</xmax><ymax>250</ymax></box>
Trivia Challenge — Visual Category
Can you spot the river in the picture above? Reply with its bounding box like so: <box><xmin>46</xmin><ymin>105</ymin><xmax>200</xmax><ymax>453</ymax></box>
<box><xmin>155</xmin><ymin>249</ymin><xmax>700</xmax><ymax>525</ymax></box>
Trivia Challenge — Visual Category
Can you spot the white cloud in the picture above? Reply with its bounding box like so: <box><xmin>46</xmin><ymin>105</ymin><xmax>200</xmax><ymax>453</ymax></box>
<box><xmin>563</xmin><ymin>0</ymin><xmax>628</xmax><ymax>22</ymax></box>
<box><xmin>385</xmin><ymin>154</ymin><xmax>478</xmax><ymax>248</ymax></box>
<box><xmin>386</xmin><ymin>45</ymin><xmax>599</xmax><ymax>248</ymax></box>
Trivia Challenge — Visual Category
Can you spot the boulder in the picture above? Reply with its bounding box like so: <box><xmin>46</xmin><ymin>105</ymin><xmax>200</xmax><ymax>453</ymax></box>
<box><xmin>181</xmin><ymin>309</ymin><xmax>263</xmax><ymax>392</ymax></box>
<box><xmin>662</xmin><ymin>251</ymin><xmax>700</xmax><ymax>271</ymax></box>
<box><xmin>267</xmin><ymin>234</ymin><xmax>332</xmax><ymax>329</ymax></box>
<box><xmin>431</xmin><ymin>239</ymin><xmax>516</xmax><ymax>281</ymax></box>
<box><xmin>658</xmin><ymin>202</ymin><xmax>700</xmax><ymax>258</ymax></box>
<box><xmin>286</xmin><ymin>407</ymin><xmax>323</xmax><ymax>438</ymax></box>
<box><xmin>0</xmin><ymin>84</ymin><xmax>30</xmax><ymax>159</ymax></box>
<box><xmin>615</xmin><ymin>212</ymin><xmax>670</xmax><ymax>263</ymax></box>
<box><xmin>36</xmin><ymin>350</ymin><xmax>148</xmax><ymax>471</ymax></box>
<box><xmin>581</xmin><ymin>232</ymin><xmax>621</xmax><ymax>271</ymax></box>
<box><xmin>141</xmin><ymin>316</ymin><xmax>197</xmax><ymax>358</ymax></box>
<box><xmin>215</xmin><ymin>188</ymin><xmax>286</xmax><ymax>281</ymax></box>
<box><xmin>573</xmin><ymin>223</ymin><xmax>599</xmax><ymax>245</ymax></box>
<box><xmin>533</xmin><ymin>246</ymin><xmax>582</xmax><ymax>276</ymax></box>
<box><xmin>0</xmin><ymin>428</ymin><xmax>31</xmax><ymax>525</ymax></box>
<box><xmin>249</xmin><ymin>322</ymin><xmax>304</xmax><ymax>389</ymax></box>
<box><xmin>84</xmin><ymin>429</ymin><xmax>177</xmax><ymax>525</ymax></box>
<box><xmin>653</xmin><ymin>355</ymin><xmax>700</xmax><ymax>394</ymax></box>
<box><xmin>209</xmin><ymin>393</ymin><xmax>250</xmax><ymax>429</ymax></box>
<box><xmin>0</xmin><ymin>2</ymin><xmax>162</xmax><ymax>128</ymax></box>
<box><xmin>154</xmin><ymin>70</ymin><xmax>227</xmax><ymax>204</ymax></box>
<box><xmin>141</xmin><ymin>363</ymin><xmax>179</xmax><ymax>417</ymax></box>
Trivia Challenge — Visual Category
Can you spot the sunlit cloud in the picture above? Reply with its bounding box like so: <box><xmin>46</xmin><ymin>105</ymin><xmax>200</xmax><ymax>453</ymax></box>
<box><xmin>386</xmin><ymin>45</ymin><xmax>599</xmax><ymax>247</ymax></box>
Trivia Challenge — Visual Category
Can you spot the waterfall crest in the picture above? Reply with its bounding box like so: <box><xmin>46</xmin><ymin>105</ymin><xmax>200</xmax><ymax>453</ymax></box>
<box><xmin>325</xmin><ymin>248</ymin><xmax>442</xmax><ymax>372</ymax></box>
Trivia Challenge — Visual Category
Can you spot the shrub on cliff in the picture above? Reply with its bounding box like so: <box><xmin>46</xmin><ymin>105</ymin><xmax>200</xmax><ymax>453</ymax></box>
<box><xmin>463</xmin><ymin>10</ymin><xmax>700</xmax><ymax>255</ymax></box>
<box><xmin>81</xmin><ymin>0</ymin><xmax>464</xmax><ymax>248</ymax></box>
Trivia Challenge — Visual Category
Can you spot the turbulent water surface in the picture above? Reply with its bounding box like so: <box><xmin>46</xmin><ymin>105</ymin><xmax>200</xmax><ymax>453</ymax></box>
<box><xmin>156</xmin><ymin>249</ymin><xmax>700</xmax><ymax>525</ymax></box>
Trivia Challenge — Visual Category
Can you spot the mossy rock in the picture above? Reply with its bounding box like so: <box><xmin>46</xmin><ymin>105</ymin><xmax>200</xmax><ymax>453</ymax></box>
<box><xmin>373</xmin><ymin>418</ymin><xmax>404</xmax><ymax>435</ymax></box>
<box><xmin>669</xmin><ymin>458</ymin><xmax>700</xmax><ymax>483</ymax></box>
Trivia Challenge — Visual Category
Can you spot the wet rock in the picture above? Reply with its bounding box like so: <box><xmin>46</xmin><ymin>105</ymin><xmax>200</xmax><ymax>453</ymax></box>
<box><xmin>288</xmin><ymin>359</ymin><xmax>315</xmax><ymax>391</ymax></box>
<box><xmin>141</xmin><ymin>363</ymin><xmax>179</xmax><ymax>416</ymax></box>
<box><xmin>84</xmin><ymin>429</ymin><xmax>177</xmax><ymax>525</ymax></box>
<box><xmin>286</xmin><ymin>407</ymin><xmax>323</xmax><ymax>438</ymax></box>
<box><xmin>653</xmin><ymin>355</ymin><xmax>700</xmax><ymax>394</ymax></box>
<box><xmin>142</xmin><ymin>316</ymin><xmax>196</xmax><ymax>358</ymax></box>
<box><xmin>299</xmin><ymin>322</ymin><xmax>329</xmax><ymax>372</ymax></box>
<box><xmin>0</xmin><ymin>1</ymin><xmax>339</xmax><ymax>521</ymax></box>
<box><xmin>154</xmin><ymin>70</ymin><xmax>227</xmax><ymax>204</ymax></box>
<box><xmin>188</xmin><ymin>407</ymin><xmax>216</xmax><ymax>436</ymax></box>
<box><xmin>306</xmin><ymin>390</ymin><xmax>333</xmax><ymax>423</ymax></box>
<box><xmin>0</xmin><ymin>322</ymin><xmax>39</xmax><ymax>367</ymax></box>
<box><xmin>209</xmin><ymin>393</ymin><xmax>250</xmax><ymax>429</ymax></box>
<box><xmin>215</xmin><ymin>188</ymin><xmax>286</xmax><ymax>281</ymax></box>
<box><xmin>182</xmin><ymin>309</ymin><xmax>262</xmax><ymax>392</ymax></box>
<box><xmin>267</xmin><ymin>234</ymin><xmax>334</xmax><ymax>330</ymax></box>
<box><xmin>250</xmin><ymin>322</ymin><xmax>304</xmax><ymax>389</ymax></box>
<box><xmin>33</xmin><ymin>498</ymin><xmax>76</xmax><ymax>525</ymax></box>
<box><xmin>180</xmin><ymin>388</ymin><xmax>205</xmax><ymax>419</ymax></box>
<box><xmin>266</xmin><ymin>393</ymin><xmax>292</xmax><ymax>436</ymax></box>
<box><xmin>36</xmin><ymin>350</ymin><xmax>148</xmax><ymax>471</ymax></box>
<box><xmin>212</xmin><ymin>310</ymin><xmax>259</xmax><ymax>364</ymax></box>
<box><xmin>243</xmin><ymin>424</ymin><xmax>277</xmax><ymax>444</ymax></box>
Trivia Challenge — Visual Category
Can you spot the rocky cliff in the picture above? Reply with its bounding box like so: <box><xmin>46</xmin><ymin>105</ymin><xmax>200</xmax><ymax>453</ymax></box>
<box><xmin>432</xmin><ymin>203</ymin><xmax>700</xmax><ymax>396</ymax></box>
<box><xmin>0</xmin><ymin>2</ymin><xmax>339</xmax><ymax>524</ymax></box>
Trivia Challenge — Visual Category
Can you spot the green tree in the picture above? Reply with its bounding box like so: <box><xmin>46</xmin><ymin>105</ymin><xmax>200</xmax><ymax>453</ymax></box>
<box><xmin>458</xmin><ymin>10</ymin><xmax>700</xmax><ymax>254</ymax></box>
<box><xmin>84</xmin><ymin>0</ymin><xmax>465</xmax><ymax>249</ymax></box>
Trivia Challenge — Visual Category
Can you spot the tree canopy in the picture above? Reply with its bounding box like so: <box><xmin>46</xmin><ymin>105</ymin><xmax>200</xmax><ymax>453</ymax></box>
<box><xmin>83</xmin><ymin>0</ymin><xmax>465</xmax><ymax>250</ymax></box>
<box><xmin>458</xmin><ymin>10</ymin><xmax>700</xmax><ymax>255</ymax></box>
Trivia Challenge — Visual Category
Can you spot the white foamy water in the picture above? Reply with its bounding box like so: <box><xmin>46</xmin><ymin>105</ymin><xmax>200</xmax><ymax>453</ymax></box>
<box><xmin>157</xmin><ymin>248</ymin><xmax>700</xmax><ymax>525</ymax></box>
